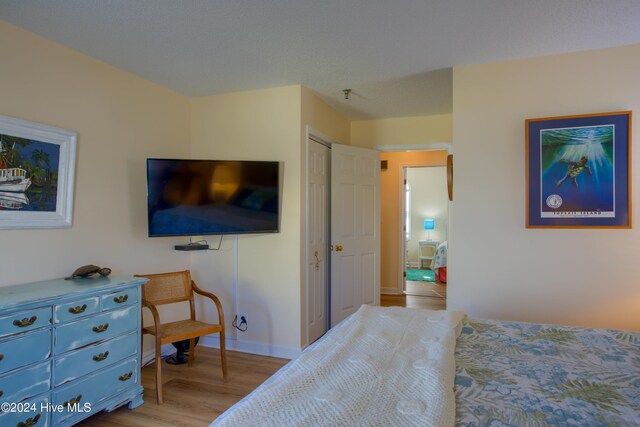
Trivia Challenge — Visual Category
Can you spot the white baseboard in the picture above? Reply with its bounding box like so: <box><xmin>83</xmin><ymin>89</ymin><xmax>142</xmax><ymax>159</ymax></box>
<box><xmin>200</xmin><ymin>335</ymin><xmax>301</xmax><ymax>360</ymax></box>
<box><xmin>381</xmin><ymin>286</ymin><xmax>401</xmax><ymax>295</ymax></box>
<box><xmin>141</xmin><ymin>344</ymin><xmax>174</xmax><ymax>365</ymax></box>
<box><xmin>142</xmin><ymin>336</ymin><xmax>301</xmax><ymax>362</ymax></box>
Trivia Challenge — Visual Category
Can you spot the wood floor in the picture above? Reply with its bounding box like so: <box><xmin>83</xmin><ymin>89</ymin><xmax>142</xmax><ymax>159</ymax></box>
<box><xmin>78</xmin><ymin>292</ymin><xmax>442</xmax><ymax>426</ymax></box>
<box><xmin>76</xmin><ymin>349</ymin><xmax>289</xmax><ymax>427</ymax></box>
<box><xmin>402</xmin><ymin>279</ymin><xmax>447</xmax><ymax>310</ymax></box>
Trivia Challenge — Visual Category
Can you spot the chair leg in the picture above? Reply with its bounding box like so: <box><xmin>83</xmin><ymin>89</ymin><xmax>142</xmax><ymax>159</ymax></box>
<box><xmin>188</xmin><ymin>338</ymin><xmax>196</xmax><ymax>367</ymax></box>
<box><xmin>220</xmin><ymin>330</ymin><xmax>228</xmax><ymax>380</ymax></box>
<box><xmin>155</xmin><ymin>335</ymin><xmax>163</xmax><ymax>404</ymax></box>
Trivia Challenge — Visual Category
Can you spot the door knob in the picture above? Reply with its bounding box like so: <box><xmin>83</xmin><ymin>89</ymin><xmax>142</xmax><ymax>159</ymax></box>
<box><xmin>335</xmin><ymin>245</ymin><xmax>343</xmax><ymax>252</ymax></box>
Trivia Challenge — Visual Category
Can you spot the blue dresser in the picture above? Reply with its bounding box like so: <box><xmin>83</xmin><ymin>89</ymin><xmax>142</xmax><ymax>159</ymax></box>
<box><xmin>0</xmin><ymin>276</ymin><xmax>147</xmax><ymax>426</ymax></box>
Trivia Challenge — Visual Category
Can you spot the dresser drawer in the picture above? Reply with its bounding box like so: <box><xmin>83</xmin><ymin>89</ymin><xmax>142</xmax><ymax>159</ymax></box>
<box><xmin>0</xmin><ymin>329</ymin><xmax>51</xmax><ymax>375</ymax></box>
<box><xmin>0</xmin><ymin>276</ymin><xmax>145</xmax><ymax>425</ymax></box>
<box><xmin>55</xmin><ymin>306</ymin><xmax>137</xmax><ymax>354</ymax></box>
<box><xmin>53</xmin><ymin>358</ymin><xmax>137</xmax><ymax>424</ymax></box>
<box><xmin>54</xmin><ymin>297</ymin><xmax>100</xmax><ymax>324</ymax></box>
<box><xmin>54</xmin><ymin>332</ymin><xmax>137</xmax><ymax>387</ymax></box>
<box><xmin>101</xmin><ymin>287</ymin><xmax>138</xmax><ymax>311</ymax></box>
<box><xmin>0</xmin><ymin>394</ymin><xmax>50</xmax><ymax>427</ymax></box>
<box><xmin>0</xmin><ymin>307</ymin><xmax>51</xmax><ymax>338</ymax></box>
<box><xmin>0</xmin><ymin>361</ymin><xmax>50</xmax><ymax>405</ymax></box>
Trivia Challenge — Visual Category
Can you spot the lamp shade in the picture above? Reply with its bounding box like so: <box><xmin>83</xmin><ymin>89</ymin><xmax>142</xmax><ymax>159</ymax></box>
<box><xmin>423</xmin><ymin>218</ymin><xmax>435</xmax><ymax>230</ymax></box>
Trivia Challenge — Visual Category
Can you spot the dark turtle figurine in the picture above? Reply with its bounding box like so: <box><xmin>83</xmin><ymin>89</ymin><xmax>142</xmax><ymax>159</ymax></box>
<box><xmin>65</xmin><ymin>265</ymin><xmax>112</xmax><ymax>280</ymax></box>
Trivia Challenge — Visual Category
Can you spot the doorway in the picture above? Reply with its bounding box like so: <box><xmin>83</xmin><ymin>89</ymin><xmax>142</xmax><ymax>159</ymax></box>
<box><xmin>402</xmin><ymin>165</ymin><xmax>448</xmax><ymax>309</ymax></box>
<box><xmin>376</xmin><ymin>149</ymin><xmax>449</xmax><ymax>306</ymax></box>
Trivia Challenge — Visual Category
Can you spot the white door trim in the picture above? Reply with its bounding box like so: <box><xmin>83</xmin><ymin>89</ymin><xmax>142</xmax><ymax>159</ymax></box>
<box><xmin>304</xmin><ymin>126</ymin><xmax>336</xmax><ymax>348</ymax></box>
<box><xmin>376</xmin><ymin>146</ymin><xmax>450</xmax><ymax>296</ymax></box>
<box><xmin>398</xmin><ymin>164</ymin><xmax>447</xmax><ymax>294</ymax></box>
<box><xmin>376</xmin><ymin>142</ymin><xmax>452</xmax><ymax>153</ymax></box>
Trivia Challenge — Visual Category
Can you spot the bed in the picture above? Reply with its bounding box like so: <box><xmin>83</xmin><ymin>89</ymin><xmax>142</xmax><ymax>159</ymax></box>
<box><xmin>455</xmin><ymin>317</ymin><xmax>639</xmax><ymax>426</ymax></box>
<box><xmin>212</xmin><ymin>305</ymin><xmax>640</xmax><ymax>426</ymax></box>
<box><xmin>431</xmin><ymin>240</ymin><xmax>447</xmax><ymax>283</ymax></box>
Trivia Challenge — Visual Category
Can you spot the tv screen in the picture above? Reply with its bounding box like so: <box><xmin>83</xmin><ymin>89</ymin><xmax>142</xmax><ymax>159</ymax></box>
<box><xmin>147</xmin><ymin>159</ymin><xmax>280</xmax><ymax>237</ymax></box>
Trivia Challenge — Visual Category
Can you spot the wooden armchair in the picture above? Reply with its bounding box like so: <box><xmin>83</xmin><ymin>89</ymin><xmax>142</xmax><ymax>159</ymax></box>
<box><xmin>135</xmin><ymin>270</ymin><xmax>228</xmax><ymax>404</ymax></box>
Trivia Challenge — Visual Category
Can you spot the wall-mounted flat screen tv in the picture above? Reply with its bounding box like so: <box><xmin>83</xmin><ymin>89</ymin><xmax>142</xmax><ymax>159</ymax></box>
<box><xmin>147</xmin><ymin>159</ymin><xmax>280</xmax><ymax>237</ymax></box>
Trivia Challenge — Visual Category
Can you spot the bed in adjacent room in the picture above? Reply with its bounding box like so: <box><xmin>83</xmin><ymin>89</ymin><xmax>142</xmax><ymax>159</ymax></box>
<box><xmin>211</xmin><ymin>305</ymin><xmax>640</xmax><ymax>426</ymax></box>
<box><xmin>432</xmin><ymin>240</ymin><xmax>447</xmax><ymax>283</ymax></box>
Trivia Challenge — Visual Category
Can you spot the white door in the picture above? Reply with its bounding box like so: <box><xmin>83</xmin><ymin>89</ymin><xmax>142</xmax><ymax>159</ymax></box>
<box><xmin>307</xmin><ymin>141</ymin><xmax>330</xmax><ymax>343</ymax></box>
<box><xmin>331</xmin><ymin>144</ymin><xmax>380</xmax><ymax>327</ymax></box>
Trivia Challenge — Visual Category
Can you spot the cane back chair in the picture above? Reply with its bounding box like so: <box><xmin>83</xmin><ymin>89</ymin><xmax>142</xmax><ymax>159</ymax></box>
<box><xmin>135</xmin><ymin>270</ymin><xmax>228</xmax><ymax>404</ymax></box>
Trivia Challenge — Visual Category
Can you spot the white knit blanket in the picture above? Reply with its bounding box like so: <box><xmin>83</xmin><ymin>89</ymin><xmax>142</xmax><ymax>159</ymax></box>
<box><xmin>212</xmin><ymin>305</ymin><xmax>465</xmax><ymax>427</ymax></box>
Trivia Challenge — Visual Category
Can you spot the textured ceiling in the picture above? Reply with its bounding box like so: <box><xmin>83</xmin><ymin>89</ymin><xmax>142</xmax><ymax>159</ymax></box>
<box><xmin>2</xmin><ymin>1</ymin><xmax>640</xmax><ymax>120</ymax></box>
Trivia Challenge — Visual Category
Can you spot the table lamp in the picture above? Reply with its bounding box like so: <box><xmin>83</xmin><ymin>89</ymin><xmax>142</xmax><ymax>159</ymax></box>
<box><xmin>423</xmin><ymin>218</ymin><xmax>435</xmax><ymax>241</ymax></box>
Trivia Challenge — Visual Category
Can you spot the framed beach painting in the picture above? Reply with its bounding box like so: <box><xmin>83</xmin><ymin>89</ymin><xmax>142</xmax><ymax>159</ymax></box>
<box><xmin>0</xmin><ymin>115</ymin><xmax>77</xmax><ymax>229</ymax></box>
<box><xmin>526</xmin><ymin>111</ymin><xmax>631</xmax><ymax>228</ymax></box>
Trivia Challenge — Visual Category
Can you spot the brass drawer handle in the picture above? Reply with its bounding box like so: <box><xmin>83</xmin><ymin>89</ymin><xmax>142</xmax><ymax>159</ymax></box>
<box><xmin>63</xmin><ymin>394</ymin><xmax>82</xmax><ymax>407</ymax></box>
<box><xmin>118</xmin><ymin>371</ymin><xmax>133</xmax><ymax>381</ymax></box>
<box><xmin>113</xmin><ymin>294</ymin><xmax>129</xmax><ymax>304</ymax></box>
<box><xmin>17</xmin><ymin>413</ymin><xmax>41</xmax><ymax>427</ymax></box>
<box><xmin>92</xmin><ymin>351</ymin><xmax>109</xmax><ymax>362</ymax></box>
<box><xmin>13</xmin><ymin>316</ymin><xmax>37</xmax><ymax>327</ymax></box>
<box><xmin>92</xmin><ymin>323</ymin><xmax>109</xmax><ymax>333</ymax></box>
<box><xmin>68</xmin><ymin>304</ymin><xmax>88</xmax><ymax>314</ymax></box>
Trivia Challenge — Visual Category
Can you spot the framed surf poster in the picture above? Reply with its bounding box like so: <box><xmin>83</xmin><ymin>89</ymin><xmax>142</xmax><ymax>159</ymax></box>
<box><xmin>0</xmin><ymin>115</ymin><xmax>77</xmax><ymax>229</ymax></box>
<box><xmin>526</xmin><ymin>111</ymin><xmax>631</xmax><ymax>228</ymax></box>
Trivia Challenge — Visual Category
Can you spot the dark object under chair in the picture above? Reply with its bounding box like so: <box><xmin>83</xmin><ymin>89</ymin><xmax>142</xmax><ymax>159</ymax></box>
<box><xmin>166</xmin><ymin>338</ymin><xmax>200</xmax><ymax>365</ymax></box>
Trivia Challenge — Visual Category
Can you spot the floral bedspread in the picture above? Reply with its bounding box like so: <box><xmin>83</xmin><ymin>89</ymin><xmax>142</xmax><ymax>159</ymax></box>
<box><xmin>431</xmin><ymin>240</ymin><xmax>447</xmax><ymax>270</ymax></box>
<box><xmin>454</xmin><ymin>318</ymin><xmax>640</xmax><ymax>426</ymax></box>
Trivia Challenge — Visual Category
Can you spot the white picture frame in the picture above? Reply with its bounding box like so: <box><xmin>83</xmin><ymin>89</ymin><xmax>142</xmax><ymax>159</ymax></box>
<box><xmin>0</xmin><ymin>115</ymin><xmax>77</xmax><ymax>229</ymax></box>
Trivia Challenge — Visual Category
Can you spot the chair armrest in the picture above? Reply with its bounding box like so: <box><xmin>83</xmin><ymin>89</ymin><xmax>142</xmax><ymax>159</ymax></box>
<box><xmin>142</xmin><ymin>299</ymin><xmax>162</xmax><ymax>335</ymax></box>
<box><xmin>191</xmin><ymin>280</ymin><xmax>225</xmax><ymax>326</ymax></box>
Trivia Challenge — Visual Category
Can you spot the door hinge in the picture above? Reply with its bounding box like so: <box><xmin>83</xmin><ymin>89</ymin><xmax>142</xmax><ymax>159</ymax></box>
<box><xmin>403</xmin><ymin>271</ymin><xmax>406</xmax><ymax>277</ymax></box>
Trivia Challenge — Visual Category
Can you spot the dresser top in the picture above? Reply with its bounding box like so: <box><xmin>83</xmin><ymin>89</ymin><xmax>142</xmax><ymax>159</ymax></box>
<box><xmin>0</xmin><ymin>276</ymin><xmax>147</xmax><ymax>311</ymax></box>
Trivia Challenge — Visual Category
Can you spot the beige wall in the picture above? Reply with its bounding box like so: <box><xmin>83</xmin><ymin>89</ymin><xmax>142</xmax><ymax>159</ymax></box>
<box><xmin>380</xmin><ymin>151</ymin><xmax>447</xmax><ymax>294</ymax></box>
<box><xmin>406</xmin><ymin>167</ymin><xmax>448</xmax><ymax>263</ymax></box>
<box><xmin>451</xmin><ymin>44</ymin><xmax>640</xmax><ymax>332</ymax></box>
<box><xmin>0</xmin><ymin>20</ymin><xmax>450</xmax><ymax>356</ymax></box>
<box><xmin>351</xmin><ymin>114</ymin><xmax>452</xmax><ymax>149</ymax></box>
<box><xmin>0</xmin><ymin>21</ymin><xmax>351</xmax><ymax>354</ymax></box>
<box><xmin>189</xmin><ymin>86</ymin><xmax>303</xmax><ymax>352</ymax></box>
<box><xmin>301</xmin><ymin>87</ymin><xmax>351</xmax><ymax>145</ymax></box>
<box><xmin>189</xmin><ymin>86</ymin><xmax>350</xmax><ymax>352</ymax></box>
<box><xmin>12</xmin><ymin>15</ymin><xmax>634</xmax><ymax>357</ymax></box>
<box><xmin>0</xmin><ymin>21</ymin><xmax>192</xmax><ymax>286</ymax></box>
